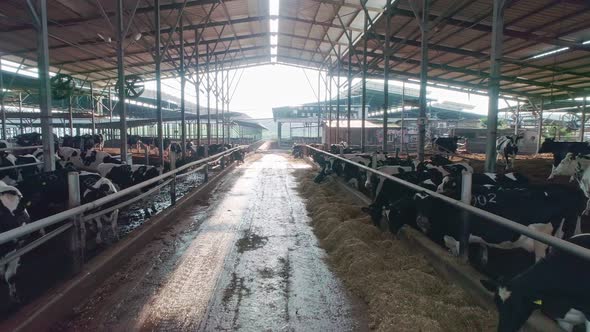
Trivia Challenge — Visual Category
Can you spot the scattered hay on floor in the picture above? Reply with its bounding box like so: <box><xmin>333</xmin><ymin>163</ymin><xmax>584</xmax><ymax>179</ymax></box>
<box><xmin>295</xmin><ymin>170</ymin><xmax>496</xmax><ymax>332</ymax></box>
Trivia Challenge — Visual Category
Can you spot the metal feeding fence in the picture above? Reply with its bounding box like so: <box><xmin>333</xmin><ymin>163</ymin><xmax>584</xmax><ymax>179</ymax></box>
<box><xmin>305</xmin><ymin>145</ymin><xmax>590</xmax><ymax>263</ymax></box>
<box><xmin>0</xmin><ymin>146</ymin><xmax>247</xmax><ymax>273</ymax></box>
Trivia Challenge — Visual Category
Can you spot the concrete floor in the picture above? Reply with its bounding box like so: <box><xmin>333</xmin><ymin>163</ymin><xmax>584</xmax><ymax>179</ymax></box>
<box><xmin>54</xmin><ymin>153</ymin><xmax>368</xmax><ymax>332</ymax></box>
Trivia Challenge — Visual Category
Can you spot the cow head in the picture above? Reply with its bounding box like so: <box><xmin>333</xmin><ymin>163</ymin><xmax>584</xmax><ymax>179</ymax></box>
<box><xmin>548</xmin><ymin>152</ymin><xmax>579</xmax><ymax>179</ymax></box>
<box><xmin>0</xmin><ymin>183</ymin><xmax>31</xmax><ymax>232</ymax></box>
<box><xmin>481</xmin><ymin>279</ymin><xmax>539</xmax><ymax>332</ymax></box>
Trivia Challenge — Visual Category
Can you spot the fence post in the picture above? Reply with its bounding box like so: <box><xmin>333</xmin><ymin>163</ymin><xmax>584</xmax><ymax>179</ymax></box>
<box><xmin>220</xmin><ymin>153</ymin><xmax>226</xmax><ymax>169</ymax></box>
<box><xmin>144</xmin><ymin>144</ymin><xmax>149</xmax><ymax>165</ymax></box>
<box><xmin>170</xmin><ymin>150</ymin><xmax>177</xmax><ymax>205</ymax></box>
<box><xmin>459</xmin><ymin>170</ymin><xmax>472</xmax><ymax>261</ymax></box>
<box><xmin>204</xmin><ymin>163</ymin><xmax>209</xmax><ymax>183</ymax></box>
<box><xmin>67</xmin><ymin>172</ymin><xmax>85</xmax><ymax>274</ymax></box>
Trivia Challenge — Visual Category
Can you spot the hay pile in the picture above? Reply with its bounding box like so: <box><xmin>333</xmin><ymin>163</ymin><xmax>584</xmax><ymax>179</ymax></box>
<box><xmin>296</xmin><ymin>171</ymin><xmax>496</xmax><ymax>332</ymax></box>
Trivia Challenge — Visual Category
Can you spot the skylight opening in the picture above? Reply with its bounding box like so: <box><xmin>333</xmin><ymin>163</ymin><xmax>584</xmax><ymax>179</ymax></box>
<box><xmin>530</xmin><ymin>47</ymin><xmax>569</xmax><ymax>60</ymax></box>
<box><xmin>269</xmin><ymin>0</ymin><xmax>280</xmax><ymax>63</ymax></box>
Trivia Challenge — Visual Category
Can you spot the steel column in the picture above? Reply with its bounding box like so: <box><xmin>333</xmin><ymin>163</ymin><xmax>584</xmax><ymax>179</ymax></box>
<box><xmin>90</xmin><ymin>82</ymin><xmax>96</xmax><ymax>134</ymax></box>
<box><xmin>383</xmin><ymin>0</ymin><xmax>392</xmax><ymax>153</ymax></box>
<box><xmin>582</xmin><ymin>97</ymin><xmax>588</xmax><ymax>142</ymax></box>
<box><xmin>515</xmin><ymin>101</ymin><xmax>520</xmax><ymax>135</ymax></box>
<box><xmin>206</xmin><ymin>46</ymin><xmax>211</xmax><ymax>146</ymax></box>
<box><xmin>0</xmin><ymin>58</ymin><xmax>4</xmax><ymax>141</ymax></box>
<box><xmin>537</xmin><ymin>97</ymin><xmax>543</xmax><ymax>152</ymax></box>
<box><xmin>317</xmin><ymin>70</ymin><xmax>321</xmax><ymax>140</ymax></box>
<box><xmin>401</xmin><ymin>81</ymin><xmax>405</xmax><ymax>154</ymax></box>
<box><xmin>336</xmin><ymin>45</ymin><xmax>341</xmax><ymax>144</ymax></box>
<box><xmin>67</xmin><ymin>96</ymin><xmax>73</xmax><ymax>136</ymax></box>
<box><xmin>347</xmin><ymin>41</ymin><xmax>352</xmax><ymax>145</ymax></box>
<box><xmin>361</xmin><ymin>12</ymin><xmax>368</xmax><ymax>152</ymax></box>
<box><xmin>328</xmin><ymin>72</ymin><xmax>333</xmax><ymax>145</ymax></box>
<box><xmin>29</xmin><ymin>0</ymin><xmax>55</xmax><ymax>170</ymax></box>
<box><xmin>484</xmin><ymin>0</ymin><xmax>506</xmax><ymax>172</ymax></box>
<box><xmin>155</xmin><ymin>0</ymin><xmax>164</xmax><ymax>167</ymax></box>
<box><xmin>215</xmin><ymin>59</ymin><xmax>219</xmax><ymax>144</ymax></box>
<box><xmin>417</xmin><ymin>0</ymin><xmax>429</xmax><ymax>162</ymax></box>
<box><xmin>195</xmin><ymin>38</ymin><xmax>201</xmax><ymax>147</ymax></box>
<box><xmin>221</xmin><ymin>69</ymin><xmax>225</xmax><ymax>144</ymax></box>
<box><xmin>18</xmin><ymin>92</ymin><xmax>24</xmax><ymax>135</ymax></box>
<box><xmin>180</xmin><ymin>23</ymin><xmax>186</xmax><ymax>158</ymax></box>
<box><xmin>116</xmin><ymin>0</ymin><xmax>128</xmax><ymax>163</ymax></box>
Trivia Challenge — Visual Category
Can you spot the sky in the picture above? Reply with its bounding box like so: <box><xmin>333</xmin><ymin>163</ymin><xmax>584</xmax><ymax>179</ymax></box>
<box><xmin>153</xmin><ymin>63</ymin><xmax>495</xmax><ymax>120</ymax></box>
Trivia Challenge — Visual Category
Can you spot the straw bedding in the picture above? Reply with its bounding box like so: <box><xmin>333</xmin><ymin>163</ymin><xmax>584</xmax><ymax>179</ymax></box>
<box><xmin>295</xmin><ymin>170</ymin><xmax>496</xmax><ymax>331</ymax></box>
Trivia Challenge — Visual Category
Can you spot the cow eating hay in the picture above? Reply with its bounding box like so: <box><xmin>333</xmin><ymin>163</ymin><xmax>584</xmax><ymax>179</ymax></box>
<box><xmin>295</xmin><ymin>170</ymin><xmax>495</xmax><ymax>331</ymax></box>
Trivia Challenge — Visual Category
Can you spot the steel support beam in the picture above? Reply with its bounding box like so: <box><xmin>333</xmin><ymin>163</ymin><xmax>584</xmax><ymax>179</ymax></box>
<box><xmin>328</xmin><ymin>70</ymin><xmax>332</xmax><ymax>146</ymax></box>
<box><xmin>317</xmin><ymin>69</ymin><xmax>322</xmax><ymax>140</ymax></box>
<box><xmin>215</xmin><ymin>58</ymin><xmax>219</xmax><ymax>144</ymax></box>
<box><xmin>0</xmin><ymin>58</ymin><xmax>4</xmax><ymax>140</ymax></box>
<box><xmin>484</xmin><ymin>0</ymin><xmax>506</xmax><ymax>172</ymax></box>
<box><xmin>68</xmin><ymin>96</ymin><xmax>74</xmax><ymax>136</ymax></box>
<box><xmin>383</xmin><ymin>0</ymin><xmax>392</xmax><ymax>153</ymax></box>
<box><xmin>336</xmin><ymin>46</ymin><xmax>341</xmax><ymax>144</ymax></box>
<box><xmin>581</xmin><ymin>97</ymin><xmax>587</xmax><ymax>142</ymax></box>
<box><xmin>417</xmin><ymin>0</ymin><xmax>429</xmax><ymax>162</ymax></box>
<box><xmin>537</xmin><ymin>97</ymin><xmax>543</xmax><ymax>152</ymax></box>
<box><xmin>117</xmin><ymin>0</ymin><xmax>128</xmax><ymax>164</ymax></box>
<box><xmin>90</xmin><ymin>82</ymin><xmax>96</xmax><ymax>134</ymax></box>
<box><xmin>361</xmin><ymin>11</ymin><xmax>368</xmax><ymax>153</ymax></box>
<box><xmin>206</xmin><ymin>45</ymin><xmax>211</xmax><ymax>146</ymax></box>
<box><xmin>26</xmin><ymin>0</ymin><xmax>55</xmax><ymax>170</ymax></box>
<box><xmin>180</xmin><ymin>23</ymin><xmax>186</xmax><ymax>158</ymax></box>
<box><xmin>401</xmin><ymin>81</ymin><xmax>406</xmax><ymax>154</ymax></box>
<box><xmin>195</xmin><ymin>34</ymin><xmax>201</xmax><ymax>147</ymax></box>
<box><xmin>347</xmin><ymin>39</ymin><xmax>352</xmax><ymax>145</ymax></box>
<box><xmin>155</xmin><ymin>0</ymin><xmax>164</xmax><ymax>167</ymax></box>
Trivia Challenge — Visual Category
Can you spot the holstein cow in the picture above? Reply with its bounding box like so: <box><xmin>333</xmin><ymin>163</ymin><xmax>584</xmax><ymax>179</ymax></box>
<box><xmin>432</xmin><ymin>136</ymin><xmax>462</xmax><ymax>157</ymax></box>
<box><xmin>0</xmin><ymin>153</ymin><xmax>42</xmax><ymax>185</ymax></box>
<box><xmin>481</xmin><ymin>233</ymin><xmax>590</xmax><ymax>332</ymax></box>
<box><xmin>422</xmin><ymin>179</ymin><xmax>584</xmax><ymax>264</ymax></box>
<box><xmin>62</xmin><ymin>134</ymin><xmax>103</xmax><ymax>151</ymax></box>
<box><xmin>127</xmin><ymin>135</ymin><xmax>143</xmax><ymax>153</ymax></box>
<box><xmin>496</xmin><ymin>135</ymin><xmax>523</xmax><ymax>170</ymax></box>
<box><xmin>79</xmin><ymin>150</ymin><xmax>121</xmax><ymax>172</ymax></box>
<box><xmin>17</xmin><ymin>170</ymin><xmax>119</xmax><ymax>243</ymax></box>
<box><xmin>538</xmin><ymin>138</ymin><xmax>590</xmax><ymax>171</ymax></box>
<box><xmin>0</xmin><ymin>180</ymin><xmax>31</xmax><ymax>302</ymax></box>
<box><xmin>549</xmin><ymin>153</ymin><xmax>590</xmax><ymax>215</ymax></box>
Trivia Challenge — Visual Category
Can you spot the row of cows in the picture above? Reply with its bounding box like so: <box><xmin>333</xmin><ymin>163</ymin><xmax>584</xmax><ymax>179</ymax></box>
<box><xmin>307</xmin><ymin>136</ymin><xmax>590</xmax><ymax>332</ymax></box>
<box><xmin>0</xmin><ymin>133</ymin><xmax>244</xmax><ymax>305</ymax></box>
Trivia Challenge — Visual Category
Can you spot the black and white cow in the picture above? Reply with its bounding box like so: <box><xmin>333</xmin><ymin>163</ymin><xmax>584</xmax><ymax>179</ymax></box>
<box><xmin>79</xmin><ymin>150</ymin><xmax>122</xmax><ymax>172</ymax></box>
<box><xmin>0</xmin><ymin>180</ymin><xmax>30</xmax><ymax>302</ymax></box>
<box><xmin>538</xmin><ymin>138</ymin><xmax>590</xmax><ymax>170</ymax></box>
<box><xmin>97</xmin><ymin>163</ymin><xmax>160</xmax><ymax>190</ymax></box>
<box><xmin>421</xmin><ymin>182</ymin><xmax>584</xmax><ymax>263</ymax></box>
<box><xmin>548</xmin><ymin>153</ymin><xmax>590</xmax><ymax>215</ymax></box>
<box><xmin>79</xmin><ymin>171</ymin><xmax>119</xmax><ymax>242</ymax></box>
<box><xmin>0</xmin><ymin>153</ymin><xmax>42</xmax><ymax>185</ymax></box>
<box><xmin>432</xmin><ymin>136</ymin><xmax>462</xmax><ymax>156</ymax></box>
<box><xmin>62</xmin><ymin>134</ymin><xmax>103</xmax><ymax>151</ymax></box>
<box><xmin>496</xmin><ymin>135</ymin><xmax>523</xmax><ymax>170</ymax></box>
<box><xmin>481</xmin><ymin>233</ymin><xmax>590</xmax><ymax>332</ymax></box>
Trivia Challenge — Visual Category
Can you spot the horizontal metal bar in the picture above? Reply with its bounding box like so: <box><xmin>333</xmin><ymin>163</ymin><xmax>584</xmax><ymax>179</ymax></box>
<box><xmin>306</xmin><ymin>145</ymin><xmax>590</xmax><ymax>262</ymax></box>
<box><xmin>82</xmin><ymin>178</ymin><xmax>173</xmax><ymax>222</ymax></box>
<box><xmin>0</xmin><ymin>145</ymin><xmax>43</xmax><ymax>152</ymax></box>
<box><xmin>0</xmin><ymin>223</ymin><xmax>72</xmax><ymax>266</ymax></box>
<box><xmin>0</xmin><ymin>162</ymin><xmax>42</xmax><ymax>171</ymax></box>
<box><xmin>0</xmin><ymin>147</ymin><xmax>244</xmax><ymax>245</ymax></box>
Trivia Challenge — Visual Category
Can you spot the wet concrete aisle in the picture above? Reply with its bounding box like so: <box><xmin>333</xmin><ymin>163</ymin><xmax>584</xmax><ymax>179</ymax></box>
<box><xmin>57</xmin><ymin>153</ymin><xmax>367</xmax><ymax>332</ymax></box>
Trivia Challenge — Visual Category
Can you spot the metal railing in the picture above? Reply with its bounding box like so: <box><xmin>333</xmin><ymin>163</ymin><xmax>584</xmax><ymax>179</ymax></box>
<box><xmin>306</xmin><ymin>145</ymin><xmax>590</xmax><ymax>262</ymax></box>
<box><xmin>0</xmin><ymin>145</ymin><xmax>43</xmax><ymax>152</ymax></box>
<box><xmin>0</xmin><ymin>146</ymin><xmax>245</xmax><ymax>252</ymax></box>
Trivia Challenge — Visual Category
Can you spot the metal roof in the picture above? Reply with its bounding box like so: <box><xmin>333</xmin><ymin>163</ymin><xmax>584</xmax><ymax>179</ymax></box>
<box><xmin>0</xmin><ymin>0</ymin><xmax>589</xmax><ymax>101</ymax></box>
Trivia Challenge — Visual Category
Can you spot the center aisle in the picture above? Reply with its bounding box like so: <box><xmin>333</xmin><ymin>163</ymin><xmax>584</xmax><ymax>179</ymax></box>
<box><xmin>57</xmin><ymin>153</ymin><xmax>367</xmax><ymax>332</ymax></box>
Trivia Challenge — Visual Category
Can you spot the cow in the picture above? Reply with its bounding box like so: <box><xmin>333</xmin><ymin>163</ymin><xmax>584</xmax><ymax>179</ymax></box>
<box><xmin>292</xmin><ymin>145</ymin><xmax>304</xmax><ymax>158</ymax></box>
<box><xmin>58</xmin><ymin>147</ymin><xmax>84</xmax><ymax>170</ymax></box>
<box><xmin>232</xmin><ymin>149</ymin><xmax>245</xmax><ymax>165</ymax></box>
<box><xmin>0</xmin><ymin>153</ymin><xmax>42</xmax><ymax>185</ymax></box>
<box><xmin>481</xmin><ymin>233</ymin><xmax>590</xmax><ymax>332</ymax></box>
<box><xmin>538</xmin><ymin>138</ymin><xmax>590</xmax><ymax>170</ymax></box>
<box><xmin>0</xmin><ymin>180</ymin><xmax>30</xmax><ymax>302</ymax></box>
<box><xmin>17</xmin><ymin>170</ymin><xmax>119</xmax><ymax>243</ymax></box>
<box><xmin>62</xmin><ymin>134</ymin><xmax>103</xmax><ymax>151</ymax></box>
<box><xmin>420</xmin><ymin>182</ymin><xmax>585</xmax><ymax>264</ymax></box>
<box><xmin>496</xmin><ymin>135</ymin><xmax>523</xmax><ymax>170</ymax></box>
<box><xmin>79</xmin><ymin>171</ymin><xmax>119</xmax><ymax>243</ymax></box>
<box><xmin>432</xmin><ymin>136</ymin><xmax>462</xmax><ymax>157</ymax></box>
<box><xmin>79</xmin><ymin>150</ymin><xmax>122</xmax><ymax>172</ymax></box>
<box><xmin>97</xmin><ymin>163</ymin><xmax>160</xmax><ymax>190</ymax></box>
<box><xmin>127</xmin><ymin>135</ymin><xmax>143</xmax><ymax>153</ymax></box>
<box><xmin>548</xmin><ymin>153</ymin><xmax>590</xmax><ymax>215</ymax></box>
